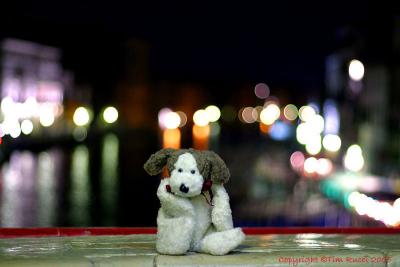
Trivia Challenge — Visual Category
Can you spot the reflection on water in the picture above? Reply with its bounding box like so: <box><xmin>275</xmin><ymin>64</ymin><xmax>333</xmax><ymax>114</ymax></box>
<box><xmin>0</xmin><ymin>132</ymin><xmax>383</xmax><ymax>227</ymax></box>
<box><xmin>0</xmin><ymin>132</ymin><xmax>145</xmax><ymax>227</ymax></box>
<box><xmin>1</xmin><ymin>152</ymin><xmax>36</xmax><ymax>226</ymax></box>
<box><xmin>37</xmin><ymin>150</ymin><xmax>62</xmax><ymax>226</ymax></box>
<box><xmin>69</xmin><ymin>145</ymin><xmax>90</xmax><ymax>226</ymax></box>
<box><xmin>0</xmin><ymin>149</ymin><xmax>62</xmax><ymax>227</ymax></box>
<box><xmin>100</xmin><ymin>133</ymin><xmax>119</xmax><ymax>225</ymax></box>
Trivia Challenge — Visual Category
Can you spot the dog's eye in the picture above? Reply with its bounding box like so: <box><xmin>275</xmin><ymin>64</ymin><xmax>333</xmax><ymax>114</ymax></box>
<box><xmin>178</xmin><ymin>168</ymin><xmax>183</xmax><ymax>173</ymax></box>
<box><xmin>191</xmin><ymin>170</ymin><xmax>195</xmax><ymax>174</ymax></box>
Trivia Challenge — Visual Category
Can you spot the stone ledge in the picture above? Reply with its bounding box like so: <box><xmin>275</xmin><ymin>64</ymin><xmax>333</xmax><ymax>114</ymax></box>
<box><xmin>0</xmin><ymin>234</ymin><xmax>399</xmax><ymax>266</ymax></box>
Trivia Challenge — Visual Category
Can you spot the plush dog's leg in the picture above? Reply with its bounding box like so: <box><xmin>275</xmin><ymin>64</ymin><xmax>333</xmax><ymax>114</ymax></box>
<box><xmin>197</xmin><ymin>184</ymin><xmax>245</xmax><ymax>255</ymax></box>
<box><xmin>156</xmin><ymin>179</ymin><xmax>195</xmax><ymax>255</ymax></box>
<box><xmin>198</xmin><ymin>227</ymin><xmax>245</xmax><ymax>255</ymax></box>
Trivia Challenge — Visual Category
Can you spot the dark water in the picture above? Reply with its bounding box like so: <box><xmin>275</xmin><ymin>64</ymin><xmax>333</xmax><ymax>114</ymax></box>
<box><xmin>0</xmin><ymin>129</ymin><xmax>377</xmax><ymax>227</ymax></box>
<box><xmin>0</xmin><ymin>130</ymin><xmax>161</xmax><ymax>227</ymax></box>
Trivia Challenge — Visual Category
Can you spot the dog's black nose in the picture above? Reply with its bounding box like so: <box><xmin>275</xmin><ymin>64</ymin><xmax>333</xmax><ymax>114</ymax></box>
<box><xmin>179</xmin><ymin>183</ymin><xmax>189</xmax><ymax>193</ymax></box>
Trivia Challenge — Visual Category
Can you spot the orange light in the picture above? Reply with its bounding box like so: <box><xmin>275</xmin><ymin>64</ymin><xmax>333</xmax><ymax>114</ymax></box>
<box><xmin>259</xmin><ymin>122</ymin><xmax>270</xmax><ymax>134</ymax></box>
<box><xmin>192</xmin><ymin>124</ymin><xmax>210</xmax><ymax>150</ymax></box>
<box><xmin>163</xmin><ymin>128</ymin><xmax>181</xmax><ymax>149</ymax></box>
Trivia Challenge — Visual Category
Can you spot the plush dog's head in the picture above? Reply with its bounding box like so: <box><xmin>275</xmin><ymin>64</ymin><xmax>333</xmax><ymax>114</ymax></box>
<box><xmin>144</xmin><ymin>148</ymin><xmax>230</xmax><ymax>197</ymax></box>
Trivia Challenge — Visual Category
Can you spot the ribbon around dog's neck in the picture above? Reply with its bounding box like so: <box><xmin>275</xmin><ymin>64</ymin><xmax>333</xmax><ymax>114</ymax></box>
<box><xmin>165</xmin><ymin>180</ymin><xmax>214</xmax><ymax>206</ymax></box>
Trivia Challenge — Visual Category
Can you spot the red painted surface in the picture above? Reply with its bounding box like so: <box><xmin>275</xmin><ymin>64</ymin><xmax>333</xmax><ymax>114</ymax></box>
<box><xmin>0</xmin><ymin>227</ymin><xmax>399</xmax><ymax>238</ymax></box>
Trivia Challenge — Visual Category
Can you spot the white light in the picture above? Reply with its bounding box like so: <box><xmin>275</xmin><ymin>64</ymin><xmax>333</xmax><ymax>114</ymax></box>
<box><xmin>348</xmin><ymin>59</ymin><xmax>365</xmax><ymax>81</ymax></box>
<box><xmin>205</xmin><ymin>105</ymin><xmax>221</xmax><ymax>122</ymax></box>
<box><xmin>164</xmin><ymin>112</ymin><xmax>181</xmax><ymax>129</ymax></box>
<box><xmin>348</xmin><ymin>191</ymin><xmax>360</xmax><ymax>207</ymax></box>
<box><xmin>322</xmin><ymin>134</ymin><xmax>342</xmax><ymax>152</ymax></box>
<box><xmin>344</xmin><ymin>144</ymin><xmax>364</xmax><ymax>172</ymax></box>
<box><xmin>305</xmin><ymin>135</ymin><xmax>322</xmax><ymax>155</ymax></box>
<box><xmin>193</xmin><ymin>109</ymin><xmax>209</xmax><ymax>126</ymax></box>
<box><xmin>296</xmin><ymin>123</ymin><xmax>317</xmax><ymax>145</ymax></box>
<box><xmin>316</xmin><ymin>158</ymin><xmax>333</xmax><ymax>176</ymax></box>
<box><xmin>40</xmin><ymin>112</ymin><xmax>55</xmax><ymax>127</ymax></box>
<box><xmin>9</xmin><ymin>120</ymin><xmax>21</xmax><ymax>138</ymax></box>
<box><xmin>158</xmin><ymin>108</ymin><xmax>172</xmax><ymax>129</ymax></box>
<box><xmin>304</xmin><ymin>157</ymin><xmax>318</xmax><ymax>173</ymax></box>
<box><xmin>21</xmin><ymin>97</ymin><xmax>38</xmax><ymax>118</ymax></box>
<box><xmin>308</xmin><ymin>115</ymin><xmax>324</xmax><ymax>134</ymax></box>
<box><xmin>299</xmin><ymin>106</ymin><xmax>316</xmax><ymax>122</ymax></box>
<box><xmin>394</xmin><ymin>198</ymin><xmax>400</xmax><ymax>211</ymax></box>
<box><xmin>103</xmin><ymin>106</ymin><xmax>118</xmax><ymax>124</ymax></box>
<box><xmin>1</xmin><ymin>97</ymin><xmax>14</xmax><ymax>114</ymax></box>
<box><xmin>73</xmin><ymin>107</ymin><xmax>90</xmax><ymax>127</ymax></box>
<box><xmin>21</xmin><ymin>119</ymin><xmax>33</xmax><ymax>135</ymax></box>
<box><xmin>260</xmin><ymin>103</ymin><xmax>280</xmax><ymax>125</ymax></box>
<box><xmin>348</xmin><ymin>144</ymin><xmax>362</xmax><ymax>155</ymax></box>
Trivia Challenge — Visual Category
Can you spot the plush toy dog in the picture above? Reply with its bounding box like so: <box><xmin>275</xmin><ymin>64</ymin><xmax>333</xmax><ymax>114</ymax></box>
<box><xmin>144</xmin><ymin>148</ymin><xmax>245</xmax><ymax>255</ymax></box>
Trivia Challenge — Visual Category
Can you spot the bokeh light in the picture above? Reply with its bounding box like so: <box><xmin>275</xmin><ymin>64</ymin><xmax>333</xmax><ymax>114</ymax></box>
<box><xmin>290</xmin><ymin>151</ymin><xmax>305</xmax><ymax>171</ymax></box>
<box><xmin>283</xmin><ymin>104</ymin><xmax>298</xmax><ymax>121</ymax></box>
<box><xmin>252</xmin><ymin>106</ymin><xmax>263</xmax><ymax>122</ymax></box>
<box><xmin>260</xmin><ymin>103</ymin><xmax>280</xmax><ymax>125</ymax></box>
<box><xmin>348</xmin><ymin>59</ymin><xmax>365</xmax><ymax>81</ymax></box>
<box><xmin>158</xmin><ymin>108</ymin><xmax>172</xmax><ymax>129</ymax></box>
<box><xmin>8</xmin><ymin>120</ymin><xmax>21</xmax><ymax>138</ymax></box>
<box><xmin>304</xmin><ymin>157</ymin><xmax>318</xmax><ymax>173</ymax></box>
<box><xmin>296</xmin><ymin>122</ymin><xmax>316</xmax><ymax>145</ymax></box>
<box><xmin>305</xmin><ymin>135</ymin><xmax>322</xmax><ymax>155</ymax></box>
<box><xmin>254</xmin><ymin>83</ymin><xmax>270</xmax><ymax>99</ymax></box>
<box><xmin>316</xmin><ymin>158</ymin><xmax>333</xmax><ymax>176</ymax></box>
<box><xmin>308</xmin><ymin>114</ymin><xmax>325</xmax><ymax>134</ymax></box>
<box><xmin>193</xmin><ymin>109</ymin><xmax>209</xmax><ymax>126</ymax></box>
<box><xmin>40</xmin><ymin>111</ymin><xmax>55</xmax><ymax>127</ymax></box>
<box><xmin>21</xmin><ymin>119</ymin><xmax>34</xmax><ymax>135</ymax></box>
<box><xmin>164</xmin><ymin>111</ymin><xmax>181</xmax><ymax>129</ymax></box>
<box><xmin>269</xmin><ymin>120</ymin><xmax>292</xmax><ymax>141</ymax></box>
<box><xmin>205</xmin><ymin>105</ymin><xmax>221</xmax><ymax>122</ymax></box>
<box><xmin>299</xmin><ymin>106</ymin><xmax>316</xmax><ymax>122</ymax></box>
<box><xmin>176</xmin><ymin>111</ymin><xmax>187</xmax><ymax>127</ymax></box>
<box><xmin>344</xmin><ymin>144</ymin><xmax>365</xmax><ymax>172</ymax></box>
<box><xmin>103</xmin><ymin>106</ymin><xmax>118</xmax><ymax>124</ymax></box>
<box><xmin>241</xmin><ymin>107</ymin><xmax>256</xmax><ymax>123</ymax></box>
<box><xmin>322</xmin><ymin>134</ymin><xmax>341</xmax><ymax>152</ymax></box>
<box><xmin>73</xmin><ymin>107</ymin><xmax>90</xmax><ymax>127</ymax></box>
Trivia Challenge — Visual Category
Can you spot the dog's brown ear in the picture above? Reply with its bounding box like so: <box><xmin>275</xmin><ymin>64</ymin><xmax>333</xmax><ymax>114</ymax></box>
<box><xmin>144</xmin><ymin>148</ymin><xmax>175</xmax><ymax>176</ymax></box>
<box><xmin>203</xmin><ymin>151</ymin><xmax>230</xmax><ymax>184</ymax></box>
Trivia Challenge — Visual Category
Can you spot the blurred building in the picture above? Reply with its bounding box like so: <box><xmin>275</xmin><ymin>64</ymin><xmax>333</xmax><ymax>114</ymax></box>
<box><xmin>324</xmin><ymin>16</ymin><xmax>400</xmax><ymax>176</ymax></box>
<box><xmin>0</xmin><ymin>38</ymin><xmax>72</xmax><ymax>139</ymax></box>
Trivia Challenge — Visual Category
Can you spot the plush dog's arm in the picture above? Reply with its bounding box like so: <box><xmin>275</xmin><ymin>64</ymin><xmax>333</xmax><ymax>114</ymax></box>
<box><xmin>157</xmin><ymin>179</ymin><xmax>194</xmax><ymax>217</ymax></box>
<box><xmin>211</xmin><ymin>184</ymin><xmax>234</xmax><ymax>231</ymax></box>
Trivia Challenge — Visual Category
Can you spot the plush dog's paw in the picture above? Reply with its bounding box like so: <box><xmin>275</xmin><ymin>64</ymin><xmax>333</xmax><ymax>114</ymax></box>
<box><xmin>199</xmin><ymin>228</ymin><xmax>245</xmax><ymax>255</ymax></box>
<box><xmin>156</xmin><ymin>214</ymin><xmax>195</xmax><ymax>255</ymax></box>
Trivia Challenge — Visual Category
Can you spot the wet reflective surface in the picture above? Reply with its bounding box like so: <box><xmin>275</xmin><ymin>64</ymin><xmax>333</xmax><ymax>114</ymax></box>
<box><xmin>0</xmin><ymin>234</ymin><xmax>399</xmax><ymax>266</ymax></box>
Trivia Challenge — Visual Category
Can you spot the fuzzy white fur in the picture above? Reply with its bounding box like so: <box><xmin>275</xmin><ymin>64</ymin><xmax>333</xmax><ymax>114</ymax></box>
<box><xmin>156</xmin><ymin>153</ymin><xmax>245</xmax><ymax>255</ymax></box>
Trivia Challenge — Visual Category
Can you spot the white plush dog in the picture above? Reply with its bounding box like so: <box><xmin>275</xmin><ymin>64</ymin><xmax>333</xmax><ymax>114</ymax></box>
<box><xmin>144</xmin><ymin>148</ymin><xmax>245</xmax><ymax>255</ymax></box>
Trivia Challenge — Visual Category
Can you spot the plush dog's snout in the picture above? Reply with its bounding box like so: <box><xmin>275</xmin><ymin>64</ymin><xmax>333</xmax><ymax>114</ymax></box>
<box><xmin>179</xmin><ymin>183</ymin><xmax>189</xmax><ymax>193</ymax></box>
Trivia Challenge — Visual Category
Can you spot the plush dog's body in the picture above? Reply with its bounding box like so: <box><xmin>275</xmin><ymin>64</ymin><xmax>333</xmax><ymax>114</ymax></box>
<box><xmin>144</xmin><ymin>149</ymin><xmax>245</xmax><ymax>255</ymax></box>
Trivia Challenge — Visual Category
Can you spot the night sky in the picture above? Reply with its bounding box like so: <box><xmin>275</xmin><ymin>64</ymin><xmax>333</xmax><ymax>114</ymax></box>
<box><xmin>0</xmin><ymin>1</ymin><xmax>393</xmax><ymax>94</ymax></box>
